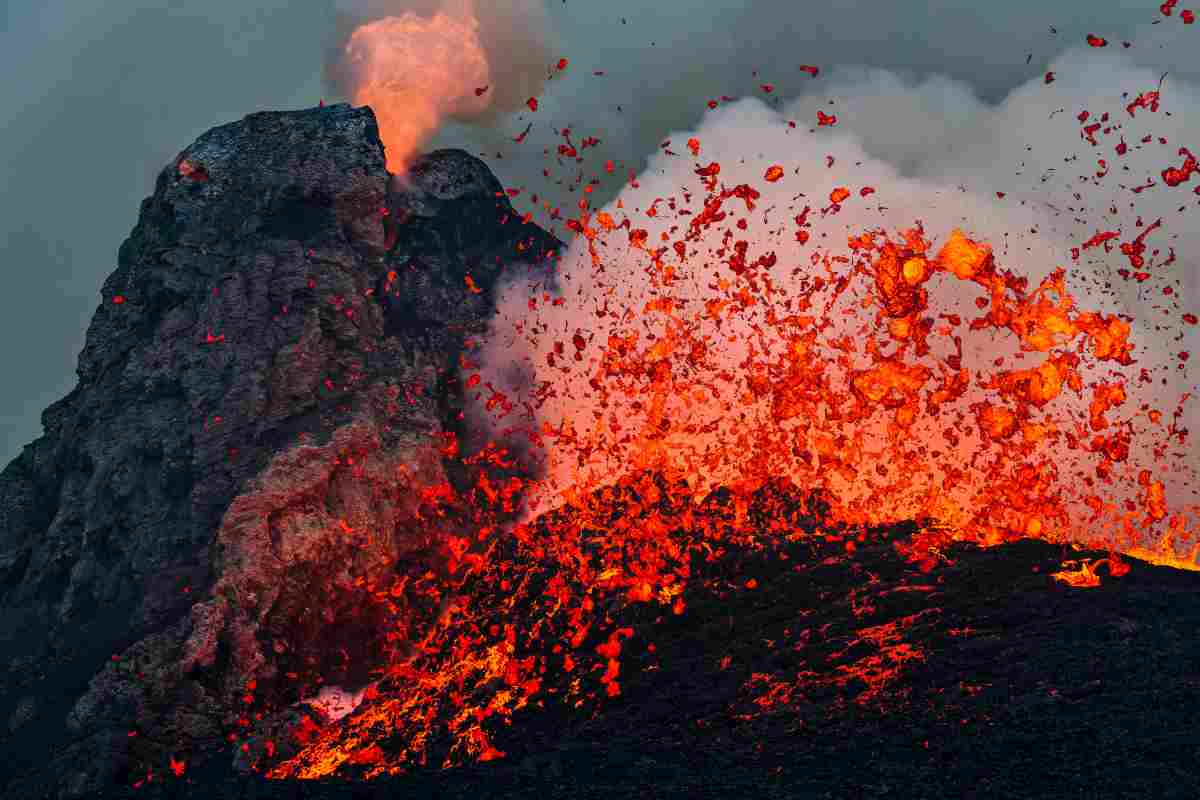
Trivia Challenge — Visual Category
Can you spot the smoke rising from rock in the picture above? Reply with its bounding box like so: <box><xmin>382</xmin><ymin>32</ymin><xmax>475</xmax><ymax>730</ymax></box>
<box><xmin>331</xmin><ymin>0</ymin><xmax>554</xmax><ymax>171</ymax></box>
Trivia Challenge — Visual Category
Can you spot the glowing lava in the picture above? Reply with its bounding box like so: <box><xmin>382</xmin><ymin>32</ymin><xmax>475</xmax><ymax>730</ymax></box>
<box><xmin>490</xmin><ymin>208</ymin><xmax>1191</xmax><ymax>558</ymax></box>
<box><xmin>1051</xmin><ymin>552</ymin><xmax>1131</xmax><ymax>587</ymax></box>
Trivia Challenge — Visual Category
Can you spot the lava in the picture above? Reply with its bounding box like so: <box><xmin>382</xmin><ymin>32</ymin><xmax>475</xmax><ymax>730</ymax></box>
<box><xmin>261</xmin><ymin>473</ymin><xmax>836</xmax><ymax>779</ymax></box>
<box><xmin>258</xmin><ymin>197</ymin><xmax>1196</xmax><ymax>777</ymax></box>
<box><xmin>495</xmin><ymin>202</ymin><xmax>1187</xmax><ymax>555</ymax></box>
<box><xmin>1051</xmin><ymin>553</ymin><xmax>1131</xmax><ymax>587</ymax></box>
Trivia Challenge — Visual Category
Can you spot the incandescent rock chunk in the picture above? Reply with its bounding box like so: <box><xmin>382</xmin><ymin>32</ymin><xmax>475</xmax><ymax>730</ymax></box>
<box><xmin>0</xmin><ymin>103</ymin><xmax>560</xmax><ymax>799</ymax></box>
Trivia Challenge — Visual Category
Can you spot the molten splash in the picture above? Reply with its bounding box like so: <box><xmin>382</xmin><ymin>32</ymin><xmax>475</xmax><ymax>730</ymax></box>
<box><xmin>502</xmin><ymin>212</ymin><xmax>1192</xmax><ymax>558</ymax></box>
<box><xmin>1051</xmin><ymin>553</ymin><xmax>1131</xmax><ymax>588</ymax></box>
<box><xmin>344</xmin><ymin>2</ymin><xmax>492</xmax><ymax>174</ymax></box>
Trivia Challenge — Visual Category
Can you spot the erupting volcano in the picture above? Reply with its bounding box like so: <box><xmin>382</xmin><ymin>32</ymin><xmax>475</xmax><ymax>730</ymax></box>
<box><xmin>1</xmin><ymin>4</ymin><xmax>1199</xmax><ymax>800</ymax></box>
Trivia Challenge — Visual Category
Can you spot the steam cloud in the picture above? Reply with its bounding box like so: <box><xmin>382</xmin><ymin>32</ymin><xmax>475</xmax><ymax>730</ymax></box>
<box><xmin>473</xmin><ymin>42</ymin><xmax>1199</xmax><ymax>551</ymax></box>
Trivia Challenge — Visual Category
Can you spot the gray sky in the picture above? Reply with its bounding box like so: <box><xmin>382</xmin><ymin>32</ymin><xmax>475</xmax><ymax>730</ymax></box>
<box><xmin>0</xmin><ymin>0</ymin><xmax>1189</xmax><ymax>464</ymax></box>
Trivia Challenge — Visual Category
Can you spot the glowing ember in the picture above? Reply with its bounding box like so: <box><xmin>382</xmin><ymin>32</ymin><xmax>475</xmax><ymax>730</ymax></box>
<box><xmin>1051</xmin><ymin>554</ymin><xmax>1130</xmax><ymax>588</ymax></box>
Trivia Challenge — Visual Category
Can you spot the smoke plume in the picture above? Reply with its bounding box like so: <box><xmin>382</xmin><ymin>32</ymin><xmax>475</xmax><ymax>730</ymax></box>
<box><xmin>331</xmin><ymin>0</ymin><xmax>553</xmax><ymax>172</ymax></box>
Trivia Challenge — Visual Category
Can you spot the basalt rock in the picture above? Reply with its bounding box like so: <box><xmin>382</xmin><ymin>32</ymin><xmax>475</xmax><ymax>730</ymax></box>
<box><xmin>0</xmin><ymin>103</ymin><xmax>560</xmax><ymax>798</ymax></box>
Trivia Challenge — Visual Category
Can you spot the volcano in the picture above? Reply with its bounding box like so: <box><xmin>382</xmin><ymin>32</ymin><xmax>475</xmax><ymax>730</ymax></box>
<box><xmin>1</xmin><ymin>106</ymin><xmax>1198</xmax><ymax>800</ymax></box>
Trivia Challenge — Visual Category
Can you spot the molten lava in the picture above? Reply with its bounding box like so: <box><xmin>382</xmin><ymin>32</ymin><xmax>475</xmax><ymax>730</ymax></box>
<box><xmin>499</xmin><ymin>204</ymin><xmax>1190</xmax><ymax>555</ymax></box>
<box><xmin>1051</xmin><ymin>552</ymin><xmax>1131</xmax><ymax>587</ymax></box>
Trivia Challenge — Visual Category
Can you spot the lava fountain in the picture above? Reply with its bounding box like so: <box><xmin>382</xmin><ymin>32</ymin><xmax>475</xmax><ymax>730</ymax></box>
<box><xmin>476</xmin><ymin>91</ymin><xmax>1199</xmax><ymax>565</ymax></box>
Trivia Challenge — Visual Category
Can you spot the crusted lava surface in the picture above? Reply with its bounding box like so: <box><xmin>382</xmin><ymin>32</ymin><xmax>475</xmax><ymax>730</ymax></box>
<box><xmin>114</xmin><ymin>475</ymin><xmax>1200</xmax><ymax>799</ymax></box>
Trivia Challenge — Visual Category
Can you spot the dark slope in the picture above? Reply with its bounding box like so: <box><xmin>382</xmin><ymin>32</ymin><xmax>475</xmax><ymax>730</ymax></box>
<box><xmin>115</xmin><ymin>484</ymin><xmax>1200</xmax><ymax>800</ymax></box>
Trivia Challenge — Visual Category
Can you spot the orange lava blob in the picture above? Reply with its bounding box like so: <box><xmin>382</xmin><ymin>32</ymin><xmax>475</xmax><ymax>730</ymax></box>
<box><xmin>1052</xmin><ymin>554</ymin><xmax>1130</xmax><ymax>588</ymax></box>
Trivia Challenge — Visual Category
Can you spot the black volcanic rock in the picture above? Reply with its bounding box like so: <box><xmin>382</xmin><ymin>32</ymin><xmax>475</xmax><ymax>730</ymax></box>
<box><xmin>0</xmin><ymin>104</ymin><xmax>559</xmax><ymax>799</ymax></box>
<box><xmin>82</xmin><ymin>513</ymin><xmax>1200</xmax><ymax>800</ymax></box>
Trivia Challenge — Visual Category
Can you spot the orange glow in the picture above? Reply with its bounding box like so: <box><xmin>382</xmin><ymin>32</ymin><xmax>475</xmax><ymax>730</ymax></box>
<box><xmin>344</xmin><ymin>3</ymin><xmax>492</xmax><ymax>174</ymax></box>
<box><xmin>1051</xmin><ymin>554</ymin><xmax>1131</xmax><ymax>588</ymax></box>
<box><xmin>1123</xmin><ymin>546</ymin><xmax>1200</xmax><ymax>571</ymax></box>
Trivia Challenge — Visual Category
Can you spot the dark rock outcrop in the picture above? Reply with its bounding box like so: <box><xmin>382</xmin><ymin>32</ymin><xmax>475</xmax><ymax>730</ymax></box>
<box><xmin>0</xmin><ymin>104</ymin><xmax>559</xmax><ymax>798</ymax></box>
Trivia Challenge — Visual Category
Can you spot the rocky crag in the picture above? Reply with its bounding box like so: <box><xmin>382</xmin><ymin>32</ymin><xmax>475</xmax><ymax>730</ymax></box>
<box><xmin>0</xmin><ymin>104</ymin><xmax>559</xmax><ymax>798</ymax></box>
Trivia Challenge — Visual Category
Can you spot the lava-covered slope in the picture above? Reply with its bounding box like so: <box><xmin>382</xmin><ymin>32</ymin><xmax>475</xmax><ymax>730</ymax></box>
<box><xmin>122</xmin><ymin>476</ymin><xmax>1200</xmax><ymax>800</ymax></box>
<box><xmin>0</xmin><ymin>104</ymin><xmax>559</xmax><ymax>799</ymax></box>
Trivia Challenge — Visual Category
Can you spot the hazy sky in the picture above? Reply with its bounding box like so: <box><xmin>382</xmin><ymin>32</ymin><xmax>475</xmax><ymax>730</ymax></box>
<box><xmin>0</xmin><ymin>0</ymin><xmax>1192</xmax><ymax>464</ymax></box>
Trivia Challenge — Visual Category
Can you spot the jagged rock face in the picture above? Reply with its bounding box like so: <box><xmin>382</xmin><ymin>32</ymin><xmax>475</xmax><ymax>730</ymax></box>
<box><xmin>0</xmin><ymin>104</ymin><xmax>560</xmax><ymax>798</ymax></box>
